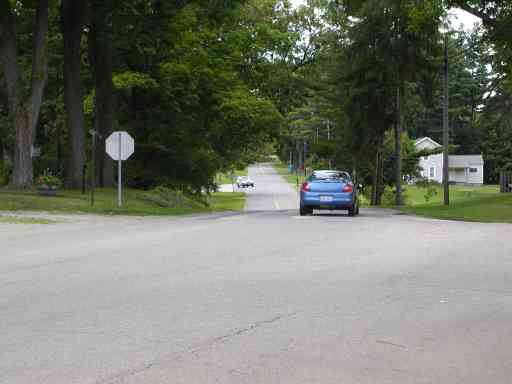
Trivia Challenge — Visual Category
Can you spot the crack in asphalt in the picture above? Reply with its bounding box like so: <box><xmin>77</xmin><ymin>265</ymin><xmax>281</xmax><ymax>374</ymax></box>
<box><xmin>95</xmin><ymin>311</ymin><xmax>300</xmax><ymax>384</ymax></box>
<box><xmin>376</xmin><ymin>339</ymin><xmax>408</xmax><ymax>349</ymax></box>
<box><xmin>190</xmin><ymin>311</ymin><xmax>300</xmax><ymax>353</ymax></box>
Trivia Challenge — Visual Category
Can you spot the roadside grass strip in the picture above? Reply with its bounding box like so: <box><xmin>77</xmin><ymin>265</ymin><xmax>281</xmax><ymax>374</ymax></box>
<box><xmin>0</xmin><ymin>188</ymin><xmax>246</xmax><ymax>216</ymax></box>
<box><xmin>0</xmin><ymin>216</ymin><xmax>55</xmax><ymax>224</ymax></box>
<box><xmin>401</xmin><ymin>189</ymin><xmax>512</xmax><ymax>223</ymax></box>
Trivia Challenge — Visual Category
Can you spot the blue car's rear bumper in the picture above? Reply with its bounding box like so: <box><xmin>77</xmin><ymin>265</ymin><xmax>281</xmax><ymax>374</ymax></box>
<box><xmin>300</xmin><ymin>191</ymin><xmax>354</xmax><ymax>209</ymax></box>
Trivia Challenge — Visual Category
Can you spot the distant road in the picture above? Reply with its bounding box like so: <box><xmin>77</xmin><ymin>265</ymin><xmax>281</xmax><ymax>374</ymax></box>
<box><xmin>1</xmin><ymin>163</ymin><xmax>512</xmax><ymax>383</ymax></box>
<box><xmin>244</xmin><ymin>163</ymin><xmax>298</xmax><ymax>211</ymax></box>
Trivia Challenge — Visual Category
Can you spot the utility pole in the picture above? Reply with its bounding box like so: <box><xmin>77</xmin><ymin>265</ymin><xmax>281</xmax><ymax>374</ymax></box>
<box><xmin>327</xmin><ymin>121</ymin><xmax>332</xmax><ymax>169</ymax></box>
<box><xmin>303</xmin><ymin>140</ymin><xmax>307</xmax><ymax>177</ymax></box>
<box><xmin>295</xmin><ymin>140</ymin><xmax>299</xmax><ymax>188</ymax></box>
<box><xmin>395</xmin><ymin>86</ymin><xmax>402</xmax><ymax>206</ymax></box>
<box><xmin>443</xmin><ymin>33</ymin><xmax>450</xmax><ymax>206</ymax></box>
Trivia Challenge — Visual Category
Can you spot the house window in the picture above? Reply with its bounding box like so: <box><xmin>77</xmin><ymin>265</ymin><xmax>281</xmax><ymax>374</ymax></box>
<box><xmin>469</xmin><ymin>167</ymin><xmax>478</xmax><ymax>173</ymax></box>
<box><xmin>429</xmin><ymin>167</ymin><xmax>435</xmax><ymax>178</ymax></box>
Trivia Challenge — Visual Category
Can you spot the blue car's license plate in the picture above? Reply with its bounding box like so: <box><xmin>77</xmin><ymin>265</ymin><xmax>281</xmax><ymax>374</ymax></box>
<box><xmin>320</xmin><ymin>196</ymin><xmax>333</xmax><ymax>202</ymax></box>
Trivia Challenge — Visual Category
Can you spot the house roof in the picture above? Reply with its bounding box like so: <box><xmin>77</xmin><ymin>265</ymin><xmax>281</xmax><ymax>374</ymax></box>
<box><xmin>449</xmin><ymin>155</ymin><xmax>484</xmax><ymax>168</ymax></box>
<box><xmin>414</xmin><ymin>137</ymin><xmax>442</xmax><ymax>149</ymax></box>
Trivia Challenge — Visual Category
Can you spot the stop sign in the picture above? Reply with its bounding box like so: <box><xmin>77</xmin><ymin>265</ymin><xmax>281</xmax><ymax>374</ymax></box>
<box><xmin>106</xmin><ymin>131</ymin><xmax>134</xmax><ymax>161</ymax></box>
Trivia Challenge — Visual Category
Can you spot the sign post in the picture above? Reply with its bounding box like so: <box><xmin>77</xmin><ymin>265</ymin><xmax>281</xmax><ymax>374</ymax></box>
<box><xmin>106</xmin><ymin>131</ymin><xmax>135</xmax><ymax>207</ymax></box>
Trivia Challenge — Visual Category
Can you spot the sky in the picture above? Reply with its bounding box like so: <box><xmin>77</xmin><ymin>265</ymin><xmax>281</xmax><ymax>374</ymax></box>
<box><xmin>289</xmin><ymin>0</ymin><xmax>481</xmax><ymax>31</ymax></box>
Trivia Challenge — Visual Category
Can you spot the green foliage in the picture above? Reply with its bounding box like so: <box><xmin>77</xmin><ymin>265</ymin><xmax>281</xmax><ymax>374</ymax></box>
<box><xmin>111</xmin><ymin>1</ymin><xmax>285</xmax><ymax>190</ymax></box>
<box><xmin>0</xmin><ymin>162</ymin><xmax>12</xmax><ymax>186</ymax></box>
<box><xmin>382</xmin><ymin>131</ymin><xmax>421</xmax><ymax>186</ymax></box>
<box><xmin>412</xmin><ymin>179</ymin><xmax>441</xmax><ymax>203</ymax></box>
<box><xmin>137</xmin><ymin>186</ymin><xmax>206</xmax><ymax>209</ymax></box>
<box><xmin>3</xmin><ymin>0</ymin><xmax>512</xmax><ymax>196</ymax></box>
<box><xmin>382</xmin><ymin>186</ymin><xmax>409</xmax><ymax>206</ymax></box>
<box><xmin>113</xmin><ymin>71</ymin><xmax>158</xmax><ymax>90</ymax></box>
<box><xmin>422</xmin><ymin>184</ymin><xmax>439</xmax><ymax>202</ymax></box>
<box><xmin>34</xmin><ymin>170</ymin><xmax>62</xmax><ymax>188</ymax></box>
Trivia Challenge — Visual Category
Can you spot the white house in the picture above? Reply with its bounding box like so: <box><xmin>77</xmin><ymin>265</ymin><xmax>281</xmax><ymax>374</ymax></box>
<box><xmin>414</xmin><ymin>137</ymin><xmax>484</xmax><ymax>185</ymax></box>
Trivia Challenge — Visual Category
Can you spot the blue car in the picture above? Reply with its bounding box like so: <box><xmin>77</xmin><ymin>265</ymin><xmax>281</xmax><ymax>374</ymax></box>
<box><xmin>299</xmin><ymin>170</ymin><xmax>359</xmax><ymax>216</ymax></box>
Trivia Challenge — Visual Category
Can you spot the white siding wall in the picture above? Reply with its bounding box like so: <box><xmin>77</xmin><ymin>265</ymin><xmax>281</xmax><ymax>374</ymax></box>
<box><xmin>466</xmin><ymin>164</ymin><xmax>484</xmax><ymax>184</ymax></box>
<box><xmin>447</xmin><ymin>166</ymin><xmax>484</xmax><ymax>184</ymax></box>
<box><xmin>449</xmin><ymin>168</ymin><xmax>467</xmax><ymax>183</ymax></box>
<box><xmin>418</xmin><ymin>153</ymin><xmax>443</xmax><ymax>183</ymax></box>
<box><xmin>416</xmin><ymin>141</ymin><xmax>434</xmax><ymax>151</ymax></box>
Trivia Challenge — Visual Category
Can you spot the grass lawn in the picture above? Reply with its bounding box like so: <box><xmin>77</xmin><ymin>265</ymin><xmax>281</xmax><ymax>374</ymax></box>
<box><xmin>216</xmin><ymin>168</ymin><xmax>248</xmax><ymax>185</ymax></box>
<box><xmin>400</xmin><ymin>185</ymin><xmax>512</xmax><ymax>223</ymax></box>
<box><xmin>0</xmin><ymin>188</ymin><xmax>246</xmax><ymax>216</ymax></box>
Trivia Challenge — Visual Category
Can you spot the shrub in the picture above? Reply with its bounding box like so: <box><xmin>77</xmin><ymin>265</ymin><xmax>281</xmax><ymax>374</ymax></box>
<box><xmin>0</xmin><ymin>162</ymin><xmax>12</xmax><ymax>186</ymax></box>
<box><xmin>34</xmin><ymin>170</ymin><xmax>62</xmax><ymax>189</ymax></box>
<box><xmin>415</xmin><ymin>178</ymin><xmax>439</xmax><ymax>203</ymax></box>
<box><xmin>357</xmin><ymin>193</ymin><xmax>370</xmax><ymax>207</ymax></box>
<box><xmin>423</xmin><ymin>186</ymin><xmax>438</xmax><ymax>202</ymax></box>
<box><xmin>137</xmin><ymin>186</ymin><xmax>207</xmax><ymax>208</ymax></box>
<box><xmin>382</xmin><ymin>186</ymin><xmax>409</xmax><ymax>206</ymax></box>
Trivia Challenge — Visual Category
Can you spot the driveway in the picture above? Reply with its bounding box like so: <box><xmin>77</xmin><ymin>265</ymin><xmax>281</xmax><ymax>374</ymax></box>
<box><xmin>1</xmin><ymin>164</ymin><xmax>512</xmax><ymax>383</ymax></box>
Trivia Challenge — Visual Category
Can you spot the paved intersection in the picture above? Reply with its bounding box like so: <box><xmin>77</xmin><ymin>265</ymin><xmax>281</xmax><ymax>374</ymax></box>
<box><xmin>1</xmin><ymin>164</ymin><xmax>512</xmax><ymax>383</ymax></box>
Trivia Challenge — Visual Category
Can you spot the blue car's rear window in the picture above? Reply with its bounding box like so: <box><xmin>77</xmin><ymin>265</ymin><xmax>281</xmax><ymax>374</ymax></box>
<box><xmin>310</xmin><ymin>171</ymin><xmax>351</xmax><ymax>182</ymax></box>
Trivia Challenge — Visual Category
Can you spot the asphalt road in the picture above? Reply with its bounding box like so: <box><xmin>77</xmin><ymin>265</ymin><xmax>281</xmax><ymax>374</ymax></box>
<box><xmin>2</xmin><ymin>164</ymin><xmax>512</xmax><ymax>383</ymax></box>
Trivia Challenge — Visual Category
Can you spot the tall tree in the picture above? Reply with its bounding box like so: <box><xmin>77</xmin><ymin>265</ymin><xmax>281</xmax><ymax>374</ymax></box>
<box><xmin>0</xmin><ymin>0</ymin><xmax>49</xmax><ymax>188</ymax></box>
<box><xmin>62</xmin><ymin>0</ymin><xmax>87</xmax><ymax>188</ymax></box>
<box><xmin>89</xmin><ymin>0</ymin><xmax>114</xmax><ymax>187</ymax></box>
<box><xmin>323</xmin><ymin>0</ymin><xmax>442</xmax><ymax>204</ymax></box>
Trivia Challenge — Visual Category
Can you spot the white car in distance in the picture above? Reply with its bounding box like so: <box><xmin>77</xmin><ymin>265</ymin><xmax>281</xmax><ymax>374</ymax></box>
<box><xmin>236</xmin><ymin>176</ymin><xmax>255</xmax><ymax>188</ymax></box>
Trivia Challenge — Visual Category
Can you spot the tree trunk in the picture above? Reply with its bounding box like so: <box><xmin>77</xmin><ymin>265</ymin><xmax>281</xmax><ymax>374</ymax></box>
<box><xmin>1</xmin><ymin>0</ymin><xmax>49</xmax><ymax>188</ymax></box>
<box><xmin>395</xmin><ymin>86</ymin><xmax>402</xmax><ymax>206</ymax></box>
<box><xmin>371</xmin><ymin>137</ymin><xmax>384</xmax><ymax>206</ymax></box>
<box><xmin>376</xmin><ymin>141</ymin><xmax>384</xmax><ymax>206</ymax></box>
<box><xmin>62</xmin><ymin>0</ymin><xmax>87</xmax><ymax>188</ymax></box>
<box><xmin>11</xmin><ymin>107</ymin><xmax>33</xmax><ymax>187</ymax></box>
<box><xmin>29</xmin><ymin>0</ymin><xmax>49</xmax><ymax>138</ymax></box>
<box><xmin>0</xmin><ymin>0</ymin><xmax>18</xmax><ymax>175</ymax></box>
<box><xmin>371</xmin><ymin>150</ymin><xmax>379</xmax><ymax>206</ymax></box>
<box><xmin>88</xmin><ymin>1</ymin><xmax>114</xmax><ymax>187</ymax></box>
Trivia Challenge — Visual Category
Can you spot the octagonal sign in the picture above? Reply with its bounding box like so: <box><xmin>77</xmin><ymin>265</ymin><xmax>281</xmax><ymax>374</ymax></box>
<box><xmin>106</xmin><ymin>131</ymin><xmax>134</xmax><ymax>161</ymax></box>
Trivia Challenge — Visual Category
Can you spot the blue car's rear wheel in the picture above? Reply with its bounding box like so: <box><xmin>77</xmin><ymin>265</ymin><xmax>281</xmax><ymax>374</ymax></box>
<box><xmin>348</xmin><ymin>201</ymin><xmax>359</xmax><ymax>216</ymax></box>
<box><xmin>300</xmin><ymin>206</ymin><xmax>313</xmax><ymax>216</ymax></box>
